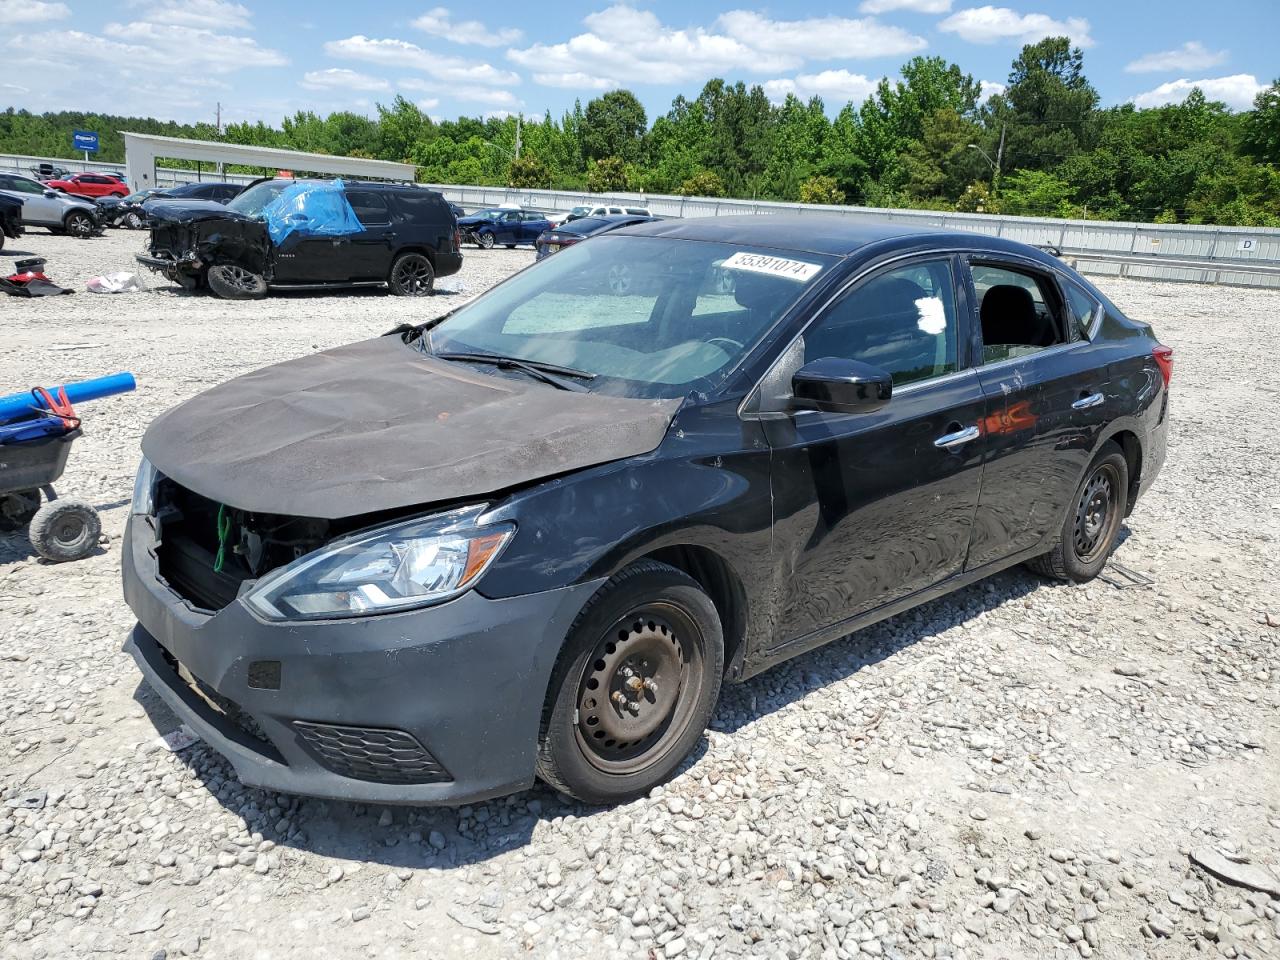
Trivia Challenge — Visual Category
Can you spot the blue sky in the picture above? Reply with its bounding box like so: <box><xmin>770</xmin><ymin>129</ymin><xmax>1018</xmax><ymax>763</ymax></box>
<box><xmin>3</xmin><ymin>0</ymin><xmax>1277</xmax><ymax>126</ymax></box>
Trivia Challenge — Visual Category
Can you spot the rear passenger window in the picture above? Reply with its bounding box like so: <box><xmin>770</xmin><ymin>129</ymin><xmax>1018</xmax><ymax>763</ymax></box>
<box><xmin>392</xmin><ymin>193</ymin><xmax>444</xmax><ymax>224</ymax></box>
<box><xmin>345</xmin><ymin>191</ymin><xmax>391</xmax><ymax>225</ymax></box>
<box><xmin>1062</xmin><ymin>281</ymin><xmax>1100</xmax><ymax>340</ymax></box>
<box><xmin>802</xmin><ymin>259</ymin><xmax>959</xmax><ymax>388</ymax></box>
<box><xmin>971</xmin><ymin>264</ymin><xmax>1067</xmax><ymax>364</ymax></box>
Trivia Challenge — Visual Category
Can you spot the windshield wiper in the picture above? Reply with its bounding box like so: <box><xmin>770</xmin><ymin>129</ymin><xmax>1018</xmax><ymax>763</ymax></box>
<box><xmin>432</xmin><ymin>351</ymin><xmax>595</xmax><ymax>392</ymax></box>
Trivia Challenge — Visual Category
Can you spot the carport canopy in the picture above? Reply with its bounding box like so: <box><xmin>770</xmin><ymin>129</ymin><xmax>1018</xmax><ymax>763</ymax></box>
<box><xmin>122</xmin><ymin>132</ymin><xmax>416</xmax><ymax>191</ymax></box>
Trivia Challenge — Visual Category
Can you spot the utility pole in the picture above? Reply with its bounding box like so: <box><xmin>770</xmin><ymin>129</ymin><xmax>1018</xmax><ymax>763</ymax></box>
<box><xmin>993</xmin><ymin>124</ymin><xmax>1005</xmax><ymax>195</ymax></box>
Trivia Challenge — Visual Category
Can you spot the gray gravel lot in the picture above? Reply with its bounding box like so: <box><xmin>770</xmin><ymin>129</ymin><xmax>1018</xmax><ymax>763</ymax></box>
<box><xmin>1</xmin><ymin>227</ymin><xmax>1278</xmax><ymax>960</ymax></box>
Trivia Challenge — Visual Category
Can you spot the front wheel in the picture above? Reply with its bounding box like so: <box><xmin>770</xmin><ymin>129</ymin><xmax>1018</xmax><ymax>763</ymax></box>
<box><xmin>124</xmin><ymin>211</ymin><xmax>144</xmax><ymax>229</ymax></box>
<box><xmin>477</xmin><ymin>231</ymin><xmax>495</xmax><ymax>249</ymax></box>
<box><xmin>536</xmin><ymin>560</ymin><xmax>723</xmax><ymax>804</ymax></box>
<box><xmin>64</xmin><ymin>211</ymin><xmax>94</xmax><ymax>239</ymax></box>
<box><xmin>1027</xmin><ymin>443</ymin><xmax>1129</xmax><ymax>583</ymax></box>
<box><xmin>388</xmin><ymin>252</ymin><xmax>434</xmax><ymax>296</ymax></box>
<box><xmin>207</xmin><ymin>263</ymin><xmax>267</xmax><ymax>300</ymax></box>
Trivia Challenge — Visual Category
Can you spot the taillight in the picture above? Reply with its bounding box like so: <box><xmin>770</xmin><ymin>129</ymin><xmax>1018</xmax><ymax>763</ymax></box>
<box><xmin>1152</xmin><ymin>345</ymin><xmax>1173</xmax><ymax>387</ymax></box>
<box><xmin>453</xmin><ymin>229</ymin><xmax>461</xmax><ymax>250</ymax></box>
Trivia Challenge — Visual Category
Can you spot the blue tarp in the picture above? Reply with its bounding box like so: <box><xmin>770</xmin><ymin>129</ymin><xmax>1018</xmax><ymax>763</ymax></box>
<box><xmin>261</xmin><ymin>179</ymin><xmax>363</xmax><ymax>246</ymax></box>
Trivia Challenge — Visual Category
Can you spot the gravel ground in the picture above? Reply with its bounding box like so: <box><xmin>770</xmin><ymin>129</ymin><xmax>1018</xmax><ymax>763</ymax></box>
<box><xmin>2</xmin><ymin>228</ymin><xmax>1278</xmax><ymax>960</ymax></box>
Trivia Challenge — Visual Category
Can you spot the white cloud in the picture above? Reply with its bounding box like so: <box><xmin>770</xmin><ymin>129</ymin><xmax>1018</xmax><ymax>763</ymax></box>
<box><xmin>716</xmin><ymin>11</ymin><xmax>926</xmax><ymax>60</ymax></box>
<box><xmin>1125</xmin><ymin>41</ymin><xmax>1228</xmax><ymax>74</ymax></box>
<box><xmin>7</xmin><ymin>1</ymin><xmax>70</xmax><ymax>23</ymax></box>
<box><xmin>533</xmin><ymin>71</ymin><xmax>613</xmax><ymax>90</ymax></box>
<box><xmin>14</xmin><ymin>25</ymin><xmax>287</xmax><ymax>74</ymax></box>
<box><xmin>512</xmin><ymin>5</ymin><xmax>921</xmax><ymax>90</ymax></box>
<box><xmin>129</xmin><ymin>0</ymin><xmax>253</xmax><ymax>31</ymax></box>
<box><xmin>762</xmin><ymin>70</ymin><xmax>879</xmax><ymax>106</ymax></box>
<box><xmin>859</xmin><ymin>0</ymin><xmax>951</xmax><ymax>13</ymax></box>
<box><xmin>939</xmin><ymin>6</ymin><xmax>1093</xmax><ymax>47</ymax></box>
<box><xmin>412</xmin><ymin>7</ymin><xmax>522</xmax><ymax>47</ymax></box>
<box><xmin>325</xmin><ymin>35</ymin><xmax>519</xmax><ymax>86</ymax></box>
<box><xmin>1132</xmin><ymin>74</ymin><xmax>1264</xmax><ymax>111</ymax></box>
<box><xmin>301</xmin><ymin>68</ymin><xmax>390</xmax><ymax>92</ymax></box>
<box><xmin>397</xmin><ymin>77</ymin><xmax>521</xmax><ymax>108</ymax></box>
<box><xmin>979</xmin><ymin>79</ymin><xmax>1005</xmax><ymax>100</ymax></box>
<box><xmin>417</xmin><ymin>97</ymin><xmax>440</xmax><ymax>110</ymax></box>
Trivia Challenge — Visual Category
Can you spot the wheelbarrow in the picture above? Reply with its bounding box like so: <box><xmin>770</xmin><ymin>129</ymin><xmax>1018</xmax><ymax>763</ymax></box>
<box><xmin>0</xmin><ymin>374</ymin><xmax>137</xmax><ymax>562</ymax></box>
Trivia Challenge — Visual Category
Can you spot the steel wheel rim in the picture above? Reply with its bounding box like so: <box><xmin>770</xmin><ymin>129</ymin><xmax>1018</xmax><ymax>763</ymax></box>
<box><xmin>217</xmin><ymin>265</ymin><xmax>259</xmax><ymax>292</ymax></box>
<box><xmin>394</xmin><ymin>257</ymin><xmax>432</xmax><ymax>294</ymax></box>
<box><xmin>574</xmin><ymin>602</ymin><xmax>704</xmax><ymax>775</ymax></box>
<box><xmin>608</xmin><ymin>264</ymin><xmax>632</xmax><ymax>295</ymax></box>
<box><xmin>1073</xmin><ymin>462</ymin><xmax>1121</xmax><ymax>562</ymax></box>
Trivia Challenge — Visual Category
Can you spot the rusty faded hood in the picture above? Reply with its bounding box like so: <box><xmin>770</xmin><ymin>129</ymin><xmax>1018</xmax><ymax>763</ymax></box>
<box><xmin>142</xmin><ymin>335</ymin><xmax>681</xmax><ymax>519</ymax></box>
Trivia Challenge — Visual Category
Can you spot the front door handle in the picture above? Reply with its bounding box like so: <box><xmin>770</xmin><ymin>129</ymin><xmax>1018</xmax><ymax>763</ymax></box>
<box><xmin>1072</xmin><ymin>392</ymin><xmax>1104</xmax><ymax>410</ymax></box>
<box><xmin>934</xmin><ymin>425</ymin><xmax>980</xmax><ymax>449</ymax></box>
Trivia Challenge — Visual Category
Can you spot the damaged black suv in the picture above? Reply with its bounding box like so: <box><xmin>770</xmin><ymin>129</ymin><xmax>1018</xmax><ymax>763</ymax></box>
<box><xmin>136</xmin><ymin>178</ymin><xmax>462</xmax><ymax>300</ymax></box>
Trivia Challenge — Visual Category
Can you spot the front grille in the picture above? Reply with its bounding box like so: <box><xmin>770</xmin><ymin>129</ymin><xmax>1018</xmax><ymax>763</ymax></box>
<box><xmin>292</xmin><ymin>722</ymin><xmax>451</xmax><ymax>785</ymax></box>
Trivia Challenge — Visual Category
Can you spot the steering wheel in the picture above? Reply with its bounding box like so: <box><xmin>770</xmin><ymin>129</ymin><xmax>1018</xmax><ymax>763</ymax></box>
<box><xmin>707</xmin><ymin>337</ymin><xmax>744</xmax><ymax>352</ymax></box>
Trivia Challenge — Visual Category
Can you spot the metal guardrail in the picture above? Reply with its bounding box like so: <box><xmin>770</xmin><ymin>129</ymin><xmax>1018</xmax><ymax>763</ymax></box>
<box><xmin>433</xmin><ymin>183</ymin><xmax>1280</xmax><ymax>290</ymax></box>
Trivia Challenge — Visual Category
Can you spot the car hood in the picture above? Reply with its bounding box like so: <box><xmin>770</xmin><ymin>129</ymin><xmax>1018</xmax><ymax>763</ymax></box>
<box><xmin>456</xmin><ymin>215</ymin><xmax>493</xmax><ymax>227</ymax></box>
<box><xmin>143</xmin><ymin>199</ymin><xmax>248</xmax><ymax>224</ymax></box>
<box><xmin>142</xmin><ymin>334</ymin><xmax>682</xmax><ymax>520</ymax></box>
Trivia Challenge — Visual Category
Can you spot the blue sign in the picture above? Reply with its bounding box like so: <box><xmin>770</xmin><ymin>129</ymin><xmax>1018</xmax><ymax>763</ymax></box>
<box><xmin>72</xmin><ymin>130</ymin><xmax>99</xmax><ymax>153</ymax></box>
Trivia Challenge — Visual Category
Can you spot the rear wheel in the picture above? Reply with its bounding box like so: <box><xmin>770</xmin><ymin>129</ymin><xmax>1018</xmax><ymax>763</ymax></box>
<box><xmin>29</xmin><ymin>499</ymin><xmax>100</xmax><ymax>563</ymax></box>
<box><xmin>1027</xmin><ymin>443</ymin><xmax>1128</xmax><ymax>583</ymax></box>
<box><xmin>388</xmin><ymin>252</ymin><xmax>435</xmax><ymax>296</ymax></box>
<box><xmin>207</xmin><ymin>263</ymin><xmax>267</xmax><ymax>300</ymax></box>
<box><xmin>64</xmin><ymin>211</ymin><xmax>94</xmax><ymax>239</ymax></box>
<box><xmin>536</xmin><ymin>560</ymin><xmax>723</xmax><ymax>804</ymax></box>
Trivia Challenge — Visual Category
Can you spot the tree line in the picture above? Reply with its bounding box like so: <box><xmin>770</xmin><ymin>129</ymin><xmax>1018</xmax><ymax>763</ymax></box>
<box><xmin>3</xmin><ymin>38</ymin><xmax>1278</xmax><ymax>226</ymax></box>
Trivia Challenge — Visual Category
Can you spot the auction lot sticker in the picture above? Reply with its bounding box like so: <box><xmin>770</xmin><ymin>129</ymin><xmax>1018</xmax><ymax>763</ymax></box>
<box><xmin>721</xmin><ymin>251</ymin><xmax>822</xmax><ymax>282</ymax></box>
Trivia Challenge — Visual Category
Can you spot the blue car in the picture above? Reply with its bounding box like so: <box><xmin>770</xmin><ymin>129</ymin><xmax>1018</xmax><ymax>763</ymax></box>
<box><xmin>458</xmin><ymin>208</ymin><xmax>551</xmax><ymax>249</ymax></box>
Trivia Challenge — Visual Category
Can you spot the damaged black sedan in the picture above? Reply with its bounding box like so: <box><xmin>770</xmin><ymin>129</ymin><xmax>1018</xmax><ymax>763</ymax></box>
<box><xmin>123</xmin><ymin>217</ymin><xmax>1170</xmax><ymax>805</ymax></box>
<box><xmin>136</xmin><ymin>178</ymin><xmax>461</xmax><ymax>299</ymax></box>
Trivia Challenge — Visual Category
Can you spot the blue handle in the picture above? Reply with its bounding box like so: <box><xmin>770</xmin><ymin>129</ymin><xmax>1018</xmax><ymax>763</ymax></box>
<box><xmin>0</xmin><ymin>372</ymin><xmax>137</xmax><ymax>422</ymax></box>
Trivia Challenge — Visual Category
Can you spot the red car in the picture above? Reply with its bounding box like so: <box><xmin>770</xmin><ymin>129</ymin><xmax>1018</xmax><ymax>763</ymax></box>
<box><xmin>45</xmin><ymin>173</ymin><xmax>128</xmax><ymax>198</ymax></box>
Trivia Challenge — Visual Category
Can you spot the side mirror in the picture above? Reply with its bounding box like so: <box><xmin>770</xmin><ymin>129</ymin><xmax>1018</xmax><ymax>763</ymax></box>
<box><xmin>791</xmin><ymin>358</ymin><xmax>892</xmax><ymax>415</ymax></box>
<box><xmin>44</xmin><ymin>190</ymin><xmax>57</xmax><ymax>199</ymax></box>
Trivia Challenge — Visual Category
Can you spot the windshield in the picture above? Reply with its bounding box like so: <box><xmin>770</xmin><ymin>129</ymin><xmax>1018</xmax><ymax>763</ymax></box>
<box><xmin>428</xmin><ymin>235</ymin><xmax>834</xmax><ymax>399</ymax></box>
<box><xmin>226</xmin><ymin>180</ymin><xmax>293</xmax><ymax>218</ymax></box>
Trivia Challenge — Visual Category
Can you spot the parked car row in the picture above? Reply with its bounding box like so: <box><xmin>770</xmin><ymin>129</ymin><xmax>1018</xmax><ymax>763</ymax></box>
<box><xmin>98</xmin><ymin>181</ymin><xmax>245</xmax><ymax>229</ymax></box>
<box><xmin>0</xmin><ymin>172</ymin><xmax>104</xmax><ymax>238</ymax></box>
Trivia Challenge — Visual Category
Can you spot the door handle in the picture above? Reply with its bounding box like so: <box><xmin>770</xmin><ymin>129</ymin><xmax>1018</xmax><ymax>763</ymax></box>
<box><xmin>1072</xmin><ymin>392</ymin><xmax>1104</xmax><ymax>410</ymax></box>
<box><xmin>934</xmin><ymin>425</ymin><xmax>980</xmax><ymax>449</ymax></box>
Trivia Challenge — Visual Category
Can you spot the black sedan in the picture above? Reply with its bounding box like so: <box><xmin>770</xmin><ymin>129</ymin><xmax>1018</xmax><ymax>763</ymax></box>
<box><xmin>122</xmin><ymin>216</ymin><xmax>1170</xmax><ymax>806</ymax></box>
<box><xmin>535</xmin><ymin>213</ymin><xmax>656</xmax><ymax>260</ymax></box>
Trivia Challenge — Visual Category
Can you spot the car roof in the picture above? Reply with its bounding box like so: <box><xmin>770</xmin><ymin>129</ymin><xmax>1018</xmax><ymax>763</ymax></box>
<box><xmin>619</xmin><ymin>214</ymin><xmax>1055</xmax><ymax>262</ymax></box>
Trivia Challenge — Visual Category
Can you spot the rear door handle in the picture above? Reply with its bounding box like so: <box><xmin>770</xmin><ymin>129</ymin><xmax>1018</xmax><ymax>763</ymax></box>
<box><xmin>1072</xmin><ymin>392</ymin><xmax>1104</xmax><ymax>410</ymax></box>
<box><xmin>934</xmin><ymin>425</ymin><xmax>980</xmax><ymax>449</ymax></box>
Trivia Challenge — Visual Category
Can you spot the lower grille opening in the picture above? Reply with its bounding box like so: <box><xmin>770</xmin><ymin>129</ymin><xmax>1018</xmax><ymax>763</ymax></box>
<box><xmin>292</xmin><ymin>721</ymin><xmax>452</xmax><ymax>785</ymax></box>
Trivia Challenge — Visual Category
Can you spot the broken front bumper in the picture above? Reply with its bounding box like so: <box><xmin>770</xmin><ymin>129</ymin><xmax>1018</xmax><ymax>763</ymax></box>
<box><xmin>122</xmin><ymin>514</ymin><xmax>601</xmax><ymax>804</ymax></box>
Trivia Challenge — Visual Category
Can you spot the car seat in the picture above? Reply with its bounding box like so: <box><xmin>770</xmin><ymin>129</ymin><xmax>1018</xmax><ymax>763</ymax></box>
<box><xmin>981</xmin><ymin>285</ymin><xmax>1055</xmax><ymax>348</ymax></box>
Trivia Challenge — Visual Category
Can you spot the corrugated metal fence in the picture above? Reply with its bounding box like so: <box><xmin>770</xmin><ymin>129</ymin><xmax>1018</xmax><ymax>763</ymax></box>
<box><xmin>432</xmin><ymin>184</ymin><xmax>1280</xmax><ymax>289</ymax></box>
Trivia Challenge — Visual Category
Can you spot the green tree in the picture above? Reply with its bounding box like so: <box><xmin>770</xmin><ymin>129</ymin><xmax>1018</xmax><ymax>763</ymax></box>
<box><xmin>582</xmin><ymin>90</ymin><xmax>647</xmax><ymax>162</ymax></box>
<box><xmin>679</xmin><ymin>170</ymin><xmax>725</xmax><ymax>196</ymax></box>
<box><xmin>508</xmin><ymin>155</ymin><xmax>550</xmax><ymax>188</ymax></box>
<box><xmin>586</xmin><ymin>155</ymin><xmax>629</xmax><ymax>192</ymax></box>
<box><xmin>902</xmin><ymin>108</ymin><xmax>985</xmax><ymax>202</ymax></box>
<box><xmin>988</xmin><ymin>37</ymin><xmax>1099</xmax><ymax>172</ymax></box>
<box><xmin>1242</xmin><ymin>78</ymin><xmax>1280</xmax><ymax>163</ymax></box>
<box><xmin>375</xmin><ymin>96</ymin><xmax>433</xmax><ymax>163</ymax></box>
<box><xmin>799</xmin><ymin>175</ymin><xmax>845</xmax><ymax>205</ymax></box>
<box><xmin>999</xmin><ymin>168</ymin><xmax>1078</xmax><ymax>217</ymax></box>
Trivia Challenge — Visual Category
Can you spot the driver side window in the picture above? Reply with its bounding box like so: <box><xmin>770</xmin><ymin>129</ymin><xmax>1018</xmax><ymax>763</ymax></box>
<box><xmin>802</xmin><ymin>259</ymin><xmax>960</xmax><ymax>387</ymax></box>
<box><xmin>971</xmin><ymin>263</ymin><xmax>1068</xmax><ymax>364</ymax></box>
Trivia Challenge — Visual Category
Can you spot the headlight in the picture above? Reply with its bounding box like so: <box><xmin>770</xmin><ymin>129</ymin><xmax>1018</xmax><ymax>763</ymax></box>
<box><xmin>243</xmin><ymin>506</ymin><xmax>513</xmax><ymax>622</ymax></box>
<box><xmin>131</xmin><ymin>457</ymin><xmax>160</xmax><ymax>515</ymax></box>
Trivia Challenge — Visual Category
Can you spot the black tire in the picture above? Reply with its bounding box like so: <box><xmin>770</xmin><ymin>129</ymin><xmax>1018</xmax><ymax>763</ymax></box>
<box><xmin>207</xmin><ymin>263</ymin><xmax>267</xmax><ymax>300</ymax></box>
<box><xmin>64</xmin><ymin>211</ymin><xmax>94</xmax><ymax>239</ymax></box>
<box><xmin>29</xmin><ymin>499</ymin><xmax>100</xmax><ymax>563</ymax></box>
<box><xmin>504</xmin><ymin>244</ymin><xmax>516</xmax><ymax>249</ymax></box>
<box><xmin>477</xmin><ymin>231</ymin><xmax>495</xmax><ymax>249</ymax></box>
<box><xmin>1027</xmin><ymin>442</ymin><xmax>1129</xmax><ymax>583</ymax></box>
<box><xmin>536</xmin><ymin>560</ymin><xmax>723</xmax><ymax>804</ymax></box>
<box><xmin>0</xmin><ymin>491</ymin><xmax>41</xmax><ymax>533</ymax></box>
<box><xmin>388</xmin><ymin>252</ymin><xmax>435</xmax><ymax>296</ymax></box>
